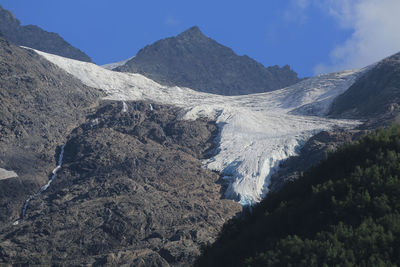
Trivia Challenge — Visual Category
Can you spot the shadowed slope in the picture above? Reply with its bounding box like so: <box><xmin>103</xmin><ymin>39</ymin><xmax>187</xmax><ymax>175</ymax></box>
<box><xmin>116</xmin><ymin>26</ymin><xmax>299</xmax><ymax>95</ymax></box>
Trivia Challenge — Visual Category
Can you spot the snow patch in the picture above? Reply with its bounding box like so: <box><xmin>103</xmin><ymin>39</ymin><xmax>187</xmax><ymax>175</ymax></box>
<box><xmin>0</xmin><ymin>168</ymin><xmax>18</xmax><ymax>180</ymax></box>
<box><xmin>122</xmin><ymin>101</ymin><xmax>129</xmax><ymax>113</ymax></box>
<box><xmin>32</xmin><ymin>48</ymin><xmax>364</xmax><ymax>204</ymax></box>
<box><xmin>91</xmin><ymin>118</ymin><xmax>100</xmax><ymax>128</ymax></box>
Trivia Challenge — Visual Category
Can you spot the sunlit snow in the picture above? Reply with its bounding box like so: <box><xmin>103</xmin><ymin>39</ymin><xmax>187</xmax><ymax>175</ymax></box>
<box><xmin>33</xmin><ymin>49</ymin><xmax>366</xmax><ymax>205</ymax></box>
<box><xmin>101</xmin><ymin>56</ymin><xmax>135</xmax><ymax>70</ymax></box>
<box><xmin>0</xmin><ymin>168</ymin><xmax>18</xmax><ymax>180</ymax></box>
<box><xmin>122</xmin><ymin>101</ymin><xmax>129</xmax><ymax>113</ymax></box>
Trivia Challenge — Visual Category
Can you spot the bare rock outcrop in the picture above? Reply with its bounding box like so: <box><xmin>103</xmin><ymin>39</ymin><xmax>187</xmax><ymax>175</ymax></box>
<box><xmin>0</xmin><ymin>101</ymin><xmax>241</xmax><ymax>266</ymax></box>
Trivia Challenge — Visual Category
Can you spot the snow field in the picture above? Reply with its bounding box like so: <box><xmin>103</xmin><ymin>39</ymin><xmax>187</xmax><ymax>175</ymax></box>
<box><xmin>34</xmin><ymin>49</ymin><xmax>365</xmax><ymax>204</ymax></box>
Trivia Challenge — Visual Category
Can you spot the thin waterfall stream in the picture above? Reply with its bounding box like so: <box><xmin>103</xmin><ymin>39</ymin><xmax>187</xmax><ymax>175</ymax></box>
<box><xmin>13</xmin><ymin>145</ymin><xmax>65</xmax><ymax>225</ymax></box>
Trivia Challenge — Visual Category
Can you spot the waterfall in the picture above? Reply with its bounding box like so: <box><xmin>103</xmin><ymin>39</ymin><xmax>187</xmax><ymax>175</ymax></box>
<box><xmin>13</xmin><ymin>145</ymin><xmax>65</xmax><ymax>225</ymax></box>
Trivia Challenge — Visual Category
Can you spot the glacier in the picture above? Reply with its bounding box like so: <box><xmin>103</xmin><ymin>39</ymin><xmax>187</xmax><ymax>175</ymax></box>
<box><xmin>32</xmin><ymin>48</ymin><xmax>367</xmax><ymax>205</ymax></box>
<box><xmin>101</xmin><ymin>56</ymin><xmax>135</xmax><ymax>70</ymax></box>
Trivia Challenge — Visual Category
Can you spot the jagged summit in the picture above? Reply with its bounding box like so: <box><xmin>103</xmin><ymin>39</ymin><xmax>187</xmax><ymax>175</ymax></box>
<box><xmin>176</xmin><ymin>26</ymin><xmax>206</xmax><ymax>39</ymax></box>
<box><xmin>0</xmin><ymin>5</ymin><xmax>92</xmax><ymax>62</ymax></box>
<box><xmin>179</xmin><ymin>25</ymin><xmax>202</xmax><ymax>34</ymax></box>
<box><xmin>115</xmin><ymin>26</ymin><xmax>300</xmax><ymax>95</ymax></box>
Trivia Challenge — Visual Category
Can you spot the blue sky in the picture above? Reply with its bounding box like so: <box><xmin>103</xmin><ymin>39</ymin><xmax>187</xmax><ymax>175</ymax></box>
<box><xmin>1</xmin><ymin>0</ymin><xmax>399</xmax><ymax>77</ymax></box>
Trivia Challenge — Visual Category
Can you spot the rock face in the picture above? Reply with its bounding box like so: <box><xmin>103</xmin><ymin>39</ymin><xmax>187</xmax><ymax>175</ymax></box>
<box><xmin>329</xmin><ymin>52</ymin><xmax>400</xmax><ymax>119</ymax></box>
<box><xmin>115</xmin><ymin>26</ymin><xmax>299</xmax><ymax>95</ymax></box>
<box><xmin>0</xmin><ymin>101</ymin><xmax>241</xmax><ymax>266</ymax></box>
<box><xmin>270</xmin><ymin>51</ymin><xmax>400</xmax><ymax>192</ymax></box>
<box><xmin>0</xmin><ymin>36</ymin><xmax>102</xmax><ymax>223</ymax></box>
<box><xmin>269</xmin><ymin>129</ymin><xmax>366</xmax><ymax>192</ymax></box>
<box><xmin>0</xmin><ymin>5</ymin><xmax>92</xmax><ymax>62</ymax></box>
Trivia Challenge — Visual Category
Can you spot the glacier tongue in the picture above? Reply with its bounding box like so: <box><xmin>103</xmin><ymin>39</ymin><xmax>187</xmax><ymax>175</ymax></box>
<box><xmin>203</xmin><ymin>109</ymin><xmax>357</xmax><ymax>205</ymax></box>
<box><xmin>32</xmin><ymin>48</ymin><xmax>365</xmax><ymax>205</ymax></box>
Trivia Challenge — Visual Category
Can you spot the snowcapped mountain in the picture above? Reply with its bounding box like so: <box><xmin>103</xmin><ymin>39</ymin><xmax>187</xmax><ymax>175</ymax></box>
<box><xmin>2</xmin><ymin>6</ymin><xmax>400</xmax><ymax>264</ymax></box>
<box><xmin>33</xmin><ymin>48</ymin><xmax>365</xmax><ymax>205</ymax></box>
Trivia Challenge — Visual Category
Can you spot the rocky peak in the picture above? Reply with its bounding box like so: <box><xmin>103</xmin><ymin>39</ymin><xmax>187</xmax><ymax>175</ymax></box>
<box><xmin>0</xmin><ymin>5</ymin><xmax>19</xmax><ymax>24</ymax></box>
<box><xmin>0</xmin><ymin>5</ymin><xmax>92</xmax><ymax>62</ymax></box>
<box><xmin>0</xmin><ymin>5</ymin><xmax>19</xmax><ymax>36</ymax></box>
<box><xmin>176</xmin><ymin>26</ymin><xmax>206</xmax><ymax>40</ymax></box>
<box><xmin>116</xmin><ymin>26</ymin><xmax>300</xmax><ymax>95</ymax></box>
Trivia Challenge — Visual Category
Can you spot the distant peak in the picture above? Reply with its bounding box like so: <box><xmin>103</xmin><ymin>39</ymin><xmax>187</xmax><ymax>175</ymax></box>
<box><xmin>186</xmin><ymin>26</ymin><xmax>201</xmax><ymax>33</ymax></box>
<box><xmin>0</xmin><ymin>4</ymin><xmax>20</xmax><ymax>24</ymax></box>
<box><xmin>177</xmin><ymin>26</ymin><xmax>206</xmax><ymax>40</ymax></box>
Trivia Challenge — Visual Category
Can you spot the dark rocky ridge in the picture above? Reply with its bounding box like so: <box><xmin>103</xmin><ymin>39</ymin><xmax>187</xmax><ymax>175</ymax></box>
<box><xmin>0</xmin><ymin>101</ymin><xmax>241</xmax><ymax>266</ymax></box>
<box><xmin>0</xmin><ymin>36</ymin><xmax>102</xmax><ymax>224</ymax></box>
<box><xmin>269</xmin><ymin>129</ymin><xmax>367</xmax><ymax>192</ymax></box>
<box><xmin>271</xmin><ymin>51</ymin><xmax>400</xmax><ymax>192</ymax></box>
<box><xmin>0</xmin><ymin>5</ymin><xmax>92</xmax><ymax>62</ymax></box>
<box><xmin>329</xmin><ymin>51</ymin><xmax>400</xmax><ymax>119</ymax></box>
<box><xmin>116</xmin><ymin>26</ymin><xmax>299</xmax><ymax>95</ymax></box>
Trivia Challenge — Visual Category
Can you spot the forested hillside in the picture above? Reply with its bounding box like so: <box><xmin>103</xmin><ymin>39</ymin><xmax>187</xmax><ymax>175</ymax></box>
<box><xmin>196</xmin><ymin>125</ymin><xmax>400</xmax><ymax>266</ymax></box>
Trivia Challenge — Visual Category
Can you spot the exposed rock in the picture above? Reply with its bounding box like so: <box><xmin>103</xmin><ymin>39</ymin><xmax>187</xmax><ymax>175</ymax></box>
<box><xmin>0</xmin><ymin>5</ymin><xmax>92</xmax><ymax>62</ymax></box>
<box><xmin>271</xmin><ymin>51</ymin><xmax>400</xmax><ymax>192</ymax></box>
<box><xmin>269</xmin><ymin>129</ymin><xmax>367</xmax><ymax>192</ymax></box>
<box><xmin>116</xmin><ymin>26</ymin><xmax>299</xmax><ymax>95</ymax></box>
<box><xmin>329</xmin><ymin>52</ymin><xmax>400</xmax><ymax>119</ymax></box>
<box><xmin>0</xmin><ymin>101</ymin><xmax>241</xmax><ymax>266</ymax></box>
<box><xmin>0</xmin><ymin>36</ymin><xmax>102</xmax><ymax>223</ymax></box>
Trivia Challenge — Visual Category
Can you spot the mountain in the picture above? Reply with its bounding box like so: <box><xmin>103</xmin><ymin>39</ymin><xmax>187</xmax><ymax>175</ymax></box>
<box><xmin>114</xmin><ymin>26</ymin><xmax>300</xmax><ymax>95</ymax></box>
<box><xmin>0</xmin><ymin>36</ymin><xmax>101</xmax><ymax>224</ymax></box>
<box><xmin>195</xmin><ymin>126</ymin><xmax>400</xmax><ymax>266</ymax></box>
<box><xmin>0</xmin><ymin>5</ymin><xmax>92</xmax><ymax>62</ymax></box>
<box><xmin>267</xmin><ymin>52</ymin><xmax>400</xmax><ymax>193</ymax></box>
<box><xmin>35</xmin><ymin>48</ymin><xmax>361</xmax><ymax>205</ymax></box>
<box><xmin>2</xmin><ymin>9</ymin><xmax>400</xmax><ymax>266</ymax></box>
<box><xmin>0</xmin><ymin>37</ymin><xmax>241</xmax><ymax>266</ymax></box>
<box><xmin>269</xmin><ymin>129</ymin><xmax>366</xmax><ymax>192</ymax></box>
<box><xmin>329</xmin><ymin>52</ymin><xmax>400</xmax><ymax>120</ymax></box>
<box><xmin>0</xmin><ymin>101</ymin><xmax>240</xmax><ymax>266</ymax></box>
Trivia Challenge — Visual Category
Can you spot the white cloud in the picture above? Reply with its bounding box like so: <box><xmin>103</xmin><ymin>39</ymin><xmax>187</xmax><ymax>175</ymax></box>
<box><xmin>314</xmin><ymin>0</ymin><xmax>400</xmax><ymax>74</ymax></box>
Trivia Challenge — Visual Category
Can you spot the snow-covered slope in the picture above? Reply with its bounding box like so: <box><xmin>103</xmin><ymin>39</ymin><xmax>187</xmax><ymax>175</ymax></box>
<box><xmin>0</xmin><ymin>168</ymin><xmax>18</xmax><ymax>180</ymax></box>
<box><xmin>101</xmin><ymin>56</ymin><xmax>135</xmax><ymax>70</ymax></box>
<box><xmin>33</xmin><ymin>49</ymin><xmax>365</xmax><ymax>205</ymax></box>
